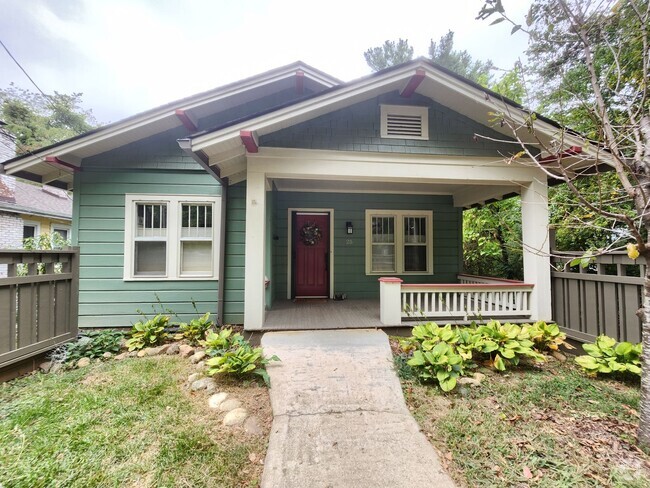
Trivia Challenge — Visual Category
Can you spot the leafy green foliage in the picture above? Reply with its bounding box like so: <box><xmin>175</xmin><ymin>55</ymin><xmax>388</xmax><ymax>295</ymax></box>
<box><xmin>205</xmin><ymin>344</ymin><xmax>279</xmax><ymax>386</ymax></box>
<box><xmin>474</xmin><ymin>320</ymin><xmax>544</xmax><ymax>371</ymax></box>
<box><xmin>203</xmin><ymin>328</ymin><xmax>246</xmax><ymax>356</ymax></box>
<box><xmin>1</xmin><ymin>83</ymin><xmax>96</xmax><ymax>154</ymax></box>
<box><xmin>526</xmin><ymin>320</ymin><xmax>572</xmax><ymax>352</ymax></box>
<box><xmin>175</xmin><ymin>312</ymin><xmax>214</xmax><ymax>346</ymax></box>
<box><xmin>575</xmin><ymin>335</ymin><xmax>642</xmax><ymax>377</ymax></box>
<box><xmin>408</xmin><ymin>342</ymin><xmax>465</xmax><ymax>392</ymax></box>
<box><xmin>125</xmin><ymin>314</ymin><xmax>169</xmax><ymax>351</ymax></box>
<box><xmin>363</xmin><ymin>38</ymin><xmax>414</xmax><ymax>71</ymax></box>
<box><xmin>64</xmin><ymin>330</ymin><xmax>124</xmax><ymax>362</ymax></box>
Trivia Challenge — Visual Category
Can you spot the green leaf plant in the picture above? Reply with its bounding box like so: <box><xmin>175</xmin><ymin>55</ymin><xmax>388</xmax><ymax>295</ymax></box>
<box><xmin>575</xmin><ymin>335</ymin><xmax>642</xmax><ymax>377</ymax></box>
<box><xmin>125</xmin><ymin>314</ymin><xmax>169</xmax><ymax>351</ymax></box>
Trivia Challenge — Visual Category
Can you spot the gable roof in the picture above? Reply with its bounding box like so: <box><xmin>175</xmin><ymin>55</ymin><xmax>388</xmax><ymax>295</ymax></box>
<box><xmin>1</xmin><ymin>61</ymin><xmax>339</xmax><ymax>188</ymax></box>
<box><xmin>0</xmin><ymin>174</ymin><xmax>72</xmax><ymax>220</ymax></box>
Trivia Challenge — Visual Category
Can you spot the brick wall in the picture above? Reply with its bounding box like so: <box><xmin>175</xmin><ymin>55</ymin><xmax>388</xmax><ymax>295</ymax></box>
<box><xmin>0</xmin><ymin>211</ymin><xmax>23</xmax><ymax>277</ymax></box>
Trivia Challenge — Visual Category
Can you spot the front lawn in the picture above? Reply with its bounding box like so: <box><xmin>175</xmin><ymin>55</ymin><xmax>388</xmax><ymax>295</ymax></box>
<box><xmin>0</xmin><ymin>356</ymin><xmax>271</xmax><ymax>488</ymax></box>
<box><xmin>395</xmin><ymin>341</ymin><xmax>650</xmax><ymax>487</ymax></box>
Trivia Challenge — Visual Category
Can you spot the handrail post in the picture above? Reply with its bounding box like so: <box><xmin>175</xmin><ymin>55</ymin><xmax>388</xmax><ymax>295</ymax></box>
<box><xmin>379</xmin><ymin>277</ymin><xmax>403</xmax><ymax>326</ymax></box>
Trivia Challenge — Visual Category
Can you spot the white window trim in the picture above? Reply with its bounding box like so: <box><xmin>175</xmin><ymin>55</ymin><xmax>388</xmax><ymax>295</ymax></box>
<box><xmin>124</xmin><ymin>194</ymin><xmax>221</xmax><ymax>281</ymax></box>
<box><xmin>365</xmin><ymin>209</ymin><xmax>433</xmax><ymax>275</ymax></box>
<box><xmin>380</xmin><ymin>104</ymin><xmax>429</xmax><ymax>140</ymax></box>
<box><xmin>52</xmin><ymin>224</ymin><xmax>71</xmax><ymax>237</ymax></box>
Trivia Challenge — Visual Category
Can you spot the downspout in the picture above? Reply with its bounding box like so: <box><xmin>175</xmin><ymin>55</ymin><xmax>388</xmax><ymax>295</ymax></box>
<box><xmin>177</xmin><ymin>138</ymin><xmax>228</xmax><ymax>326</ymax></box>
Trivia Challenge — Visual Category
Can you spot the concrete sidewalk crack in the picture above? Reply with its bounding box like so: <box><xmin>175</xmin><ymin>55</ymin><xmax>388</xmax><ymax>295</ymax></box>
<box><xmin>275</xmin><ymin>408</ymin><xmax>407</xmax><ymax>418</ymax></box>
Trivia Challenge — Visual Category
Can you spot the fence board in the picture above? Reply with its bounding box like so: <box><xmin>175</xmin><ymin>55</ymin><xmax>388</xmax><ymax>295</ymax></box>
<box><xmin>0</xmin><ymin>249</ymin><xmax>79</xmax><ymax>370</ymax></box>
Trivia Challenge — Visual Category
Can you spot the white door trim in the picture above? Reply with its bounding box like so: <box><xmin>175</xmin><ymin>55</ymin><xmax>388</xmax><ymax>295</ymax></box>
<box><xmin>287</xmin><ymin>207</ymin><xmax>335</xmax><ymax>300</ymax></box>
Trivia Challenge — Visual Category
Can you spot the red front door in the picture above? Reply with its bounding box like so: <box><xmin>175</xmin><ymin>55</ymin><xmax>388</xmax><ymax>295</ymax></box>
<box><xmin>293</xmin><ymin>212</ymin><xmax>330</xmax><ymax>297</ymax></box>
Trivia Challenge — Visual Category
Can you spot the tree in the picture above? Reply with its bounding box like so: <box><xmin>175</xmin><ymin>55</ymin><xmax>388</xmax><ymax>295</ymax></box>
<box><xmin>477</xmin><ymin>0</ymin><xmax>650</xmax><ymax>446</ymax></box>
<box><xmin>0</xmin><ymin>83</ymin><xmax>96</xmax><ymax>155</ymax></box>
<box><xmin>429</xmin><ymin>31</ymin><xmax>495</xmax><ymax>85</ymax></box>
<box><xmin>363</xmin><ymin>39</ymin><xmax>414</xmax><ymax>72</ymax></box>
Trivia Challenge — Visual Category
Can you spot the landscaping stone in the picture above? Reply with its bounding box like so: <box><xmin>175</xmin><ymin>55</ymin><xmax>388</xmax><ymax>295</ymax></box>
<box><xmin>473</xmin><ymin>372</ymin><xmax>486</xmax><ymax>382</ymax></box>
<box><xmin>458</xmin><ymin>377</ymin><xmax>481</xmax><ymax>387</ymax></box>
<box><xmin>208</xmin><ymin>392</ymin><xmax>229</xmax><ymax>409</ymax></box>
<box><xmin>243</xmin><ymin>415</ymin><xmax>264</xmax><ymax>436</ymax></box>
<box><xmin>50</xmin><ymin>362</ymin><xmax>63</xmax><ymax>374</ymax></box>
<box><xmin>157</xmin><ymin>344</ymin><xmax>170</xmax><ymax>355</ymax></box>
<box><xmin>190</xmin><ymin>377</ymin><xmax>216</xmax><ymax>391</ymax></box>
<box><xmin>127</xmin><ymin>351</ymin><xmax>138</xmax><ymax>358</ymax></box>
<box><xmin>223</xmin><ymin>407</ymin><xmax>248</xmax><ymax>426</ymax></box>
<box><xmin>114</xmin><ymin>352</ymin><xmax>128</xmax><ymax>361</ymax></box>
<box><xmin>145</xmin><ymin>347</ymin><xmax>162</xmax><ymax>356</ymax></box>
<box><xmin>76</xmin><ymin>357</ymin><xmax>91</xmax><ymax>368</ymax></box>
<box><xmin>195</xmin><ymin>360</ymin><xmax>206</xmax><ymax>370</ymax></box>
<box><xmin>136</xmin><ymin>350</ymin><xmax>147</xmax><ymax>358</ymax></box>
<box><xmin>179</xmin><ymin>345</ymin><xmax>195</xmax><ymax>358</ymax></box>
<box><xmin>102</xmin><ymin>352</ymin><xmax>113</xmax><ymax>359</ymax></box>
<box><xmin>190</xmin><ymin>351</ymin><xmax>206</xmax><ymax>364</ymax></box>
<box><xmin>552</xmin><ymin>351</ymin><xmax>567</xmax><ymax>362</ymax></box>
<box><xmin>187</xmin><ymin>372</ymin><xmax>201</xmax><ymax>384</ymax></box>
<box><xmin>204</xmin><ymin>382</ymin><xmax>217</xmax><ymax>394</ymax></box>
<box><xmin>166</xmin><ymin>343</ymin><xmax>180</xmax><ymax>355</ymax></box>
<box><xmin>39</xmin><ymin>361</ymin><xmax>52</xmax><ymax>373</ymax></box>
<box><xmin>219</xmin><ymin>398</ymin><xmax>243</xmax><ymax>412</ymax></box>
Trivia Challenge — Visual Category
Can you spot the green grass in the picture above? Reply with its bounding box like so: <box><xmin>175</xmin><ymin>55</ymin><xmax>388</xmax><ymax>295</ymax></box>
<box><xmin>400</xmin><ymin>357</ymin><xmax>650</xmax><ymax>487</ymax></box>
<box><xmin>0</xmin><ymin>356</ymin><xmax>266</xmax><ymax>488</ymax></box>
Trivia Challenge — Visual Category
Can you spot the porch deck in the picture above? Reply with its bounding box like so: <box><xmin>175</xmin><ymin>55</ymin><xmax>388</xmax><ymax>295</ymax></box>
<box><xmin>263</xmin><ymin>299</ymin><xmax>384</xmax><ymax>330</ymax></box>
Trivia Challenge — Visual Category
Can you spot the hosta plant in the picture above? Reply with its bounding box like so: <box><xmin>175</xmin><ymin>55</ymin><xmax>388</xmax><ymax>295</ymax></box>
<box><xmin>65</xmin><ymin>330</ymin><xmax>124</xmax><ymax>362</ymax></box>
<box><xmin>407</xmin><ymin>341</ymin><xmax>466</xmax><ymax>392</ymax></box>
<box><xmin>125</xmin><ymin>314</ymin><xmax>169</xmax><ymax>351</ymax></box>
<box><xmin>474</xmin><ymin>320</ymin><xmax>544</xmax><ymax>371</ymax></box>
<box><xmin>203</xmin><ymin>328</ymin><xmax>245</xmax><ymax>356</ymax></box>
<box><xmin>524</xmin><ymin>321</ymin><xmax>573</xmax><ymax>352</ymax></box>
<box><xmin>575</xmin><ymin>335</ymin><xmax>642</xmax><ymax>377</ymax></box>
<box><xmin>205</xmin><ymin>344</ymin><xmax>280</xmax><ymax>386</ymax></box>
<box><xmin>175</xmin><ymin>312</ymin><xmax>214</xmax><ymax>345</ymax></box>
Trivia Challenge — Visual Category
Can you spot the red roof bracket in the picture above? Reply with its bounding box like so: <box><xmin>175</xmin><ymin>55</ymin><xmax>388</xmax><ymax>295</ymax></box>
<box><xmin>240</xmin><ymin>130</ymin><xmax>259</xmax><ymax>153</ymax></box>
<box><xmin>175</xmin><ymin>109</ymin><xmax>198</xmax><ymax>132</ymax></box>
<box><xmin>538</xmin><ymin>145</ymin><xmax>583</xmax><ymax>164</ymax></box>
<box><xmin>45</xmin><ymin>156</ymin><xmax>81</xmax><ymax>172</ymax></box>
<box><xmin>295</xmin><ymin>70</ymin><xmax>305</xmax><ymax>94</ymax></box>
<box><xmin>400</xmin><ymin>69</ymin><xmax>426</xmax><ymax>98</ymax></box>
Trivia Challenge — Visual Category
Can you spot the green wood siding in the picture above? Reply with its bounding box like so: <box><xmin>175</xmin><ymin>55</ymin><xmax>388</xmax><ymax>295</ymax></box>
<box><xmin>222</xmin><ymin>182</ymin><xmax>246</xmax><ymax>324</ymax></box>
<box><xmin>73</xmin><ymin>167</ymin><xmax>221</xmax><ymax>327</ymax></box>
<box><xmin>260</xmin><ymin>92</ymin><xmax>526</xmax><ymax>157</ymax></box>
<box><xmin>273</xmin><ymin>191</ymin><xmax>462</xmax><ymax>300</ymax></box>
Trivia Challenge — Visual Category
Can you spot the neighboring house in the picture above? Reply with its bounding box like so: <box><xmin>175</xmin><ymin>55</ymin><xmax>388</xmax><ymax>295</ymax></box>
<box><xmin>0</xmin><ymin>60</ymin><xmax>600</xmax><ymax>329</ymax></box>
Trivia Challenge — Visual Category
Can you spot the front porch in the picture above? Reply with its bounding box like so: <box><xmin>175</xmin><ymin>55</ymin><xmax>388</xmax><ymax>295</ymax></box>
<box><xmin>264</xmin><ymin>299</ymin><xmax>383</xmax><ymax>330</ymax></box>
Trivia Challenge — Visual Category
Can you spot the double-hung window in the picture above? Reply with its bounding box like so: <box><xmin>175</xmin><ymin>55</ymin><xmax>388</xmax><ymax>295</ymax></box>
<box><xmin>365</xmin><ymin>210</ymin><xmax>433</xmax><ymax>275</ymax></box>
<box><xmin>124</xmin><ymin>195</ymin><xmax>221</xmax><ymax>280</ymax></box>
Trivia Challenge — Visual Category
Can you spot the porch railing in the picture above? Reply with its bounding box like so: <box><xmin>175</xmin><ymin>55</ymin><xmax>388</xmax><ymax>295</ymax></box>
<box><xmin>0</xmin><ymin>249</ymin><xmax>79</xmax><ymax>370</ymax></box>
<box><xmin>379</xmin><ymin>274</ymin><xmax>534</xmax><ymax>326</ymax></box>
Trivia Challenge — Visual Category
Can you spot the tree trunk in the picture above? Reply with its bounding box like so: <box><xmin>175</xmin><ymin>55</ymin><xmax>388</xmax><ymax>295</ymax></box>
<box><xmin>639</xmin><ymin>266</ymin><xmax>650</xmax><ymax>446</ymax></box>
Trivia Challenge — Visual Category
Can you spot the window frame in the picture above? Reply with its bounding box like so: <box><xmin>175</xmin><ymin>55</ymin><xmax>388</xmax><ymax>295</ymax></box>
<box><xmin>365</xmin><ymin>209</ymin><xmax>433</xmax><ymax>275</ymax></box>
<box><xmin>23</xmin><ymin>221</ymin><xmax>41</xmax><ymax>240</ymax></box>
<box><xmin>52</xmin><ymin>225</ymin><xmax>71</xmax><ymax>240</ymax></box>
<box><xmin>124</xmin><ymin>194</ymin><xmax>221</xmax><ymax>281</ymax></box>
<box><xmin>380</xmin><ymin>104</ymin><xmax>429</xmax><ymax>141</ymax></box>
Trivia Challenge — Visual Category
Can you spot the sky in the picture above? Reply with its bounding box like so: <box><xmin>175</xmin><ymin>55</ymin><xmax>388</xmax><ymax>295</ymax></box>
<box><xmin>0</xmin><ymin>0</ymin><xmax>532</xmax><ymax>124</ymax></box>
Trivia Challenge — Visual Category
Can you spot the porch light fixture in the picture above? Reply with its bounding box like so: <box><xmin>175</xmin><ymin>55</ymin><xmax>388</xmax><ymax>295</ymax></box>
<box><xmin>346</xmin><ymin>221</ymin><xmax>353</xmax><ymax>235</ymax></box>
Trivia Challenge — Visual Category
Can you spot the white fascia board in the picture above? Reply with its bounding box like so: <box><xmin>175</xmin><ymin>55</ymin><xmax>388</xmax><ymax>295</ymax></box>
<box><xmin>4</xmin><ymin>64</ymin><xmax>338</xmax><ymax>176</ymax></box>
<box><xmin>190</xmin><ymin>65</ymin><xmax>420</xmax><ymax>152</ymax></box>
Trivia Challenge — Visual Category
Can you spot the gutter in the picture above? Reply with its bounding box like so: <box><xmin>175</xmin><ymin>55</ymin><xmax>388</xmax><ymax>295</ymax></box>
<box><xmin>177</xmin><ymin>138</ymin><xmax>228</xmax><ymax>326</ymax></box>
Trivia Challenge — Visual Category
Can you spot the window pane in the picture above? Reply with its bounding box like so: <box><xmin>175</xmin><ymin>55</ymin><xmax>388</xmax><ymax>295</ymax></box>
<box><xmin>135</xmin><ymin>241</ymin><xmax>166</xmax><ymax>275</ymax></box>
<box><xmin>23</xmin><ymin>225</ymin><xmax>36</xmax><ymax>239</ymax></box>
<box><xmin>372</xmin><ymin>244</ymin><xmax>395</xmax><ymax>272</ymax></box>
<box><xmin>137</xmin><ymin>203</ymin><xmax>167</xmax><ymax>237</ymax></box>
<box><xmin>182</xmin><ymin>204</ymin><xmax>212</xmax><ymax>238</ymax></box>
<box><xmin>404</xmin><ymin>217</ymin><xmax>426</xmax><ymax>244</ymax></box>
<box><xmin>371</xmin><ymin>216</ymin><xmax>394</xmax><ymax>243</ymax></box>
<box><xmin>404</xmin><ymin>245</ymin><xmax>427</xmax><ymax>272</ymax></box>
<box><xmin>54</xmin><ymin>229</ymin><xmax>68</xmax><ymax>240</ymax></box>
<box><xmin>181</xmin><ymin>241</ymin><xmax>212</xmax><ymax>275</ymax></box>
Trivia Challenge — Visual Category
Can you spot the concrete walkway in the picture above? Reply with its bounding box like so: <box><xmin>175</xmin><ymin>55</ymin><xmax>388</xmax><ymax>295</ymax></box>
<box><xmin>260</xmin><ymin>329</ymin><xmax>456</xmax><ymax>488</ymax></box>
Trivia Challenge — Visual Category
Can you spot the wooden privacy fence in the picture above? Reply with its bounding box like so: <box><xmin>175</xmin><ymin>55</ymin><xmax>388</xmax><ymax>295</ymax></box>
<box><xmin>551</xmin><ymin>251</ymin><xmax>644</xmax><ymax>343</ymax></box>
<box><xmin>0</xmin><ymin>249</ymin><xmax>79</xmax><ymax>369</ymax></box>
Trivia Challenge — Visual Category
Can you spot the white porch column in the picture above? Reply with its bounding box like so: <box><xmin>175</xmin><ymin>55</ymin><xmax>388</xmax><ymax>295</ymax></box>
<box><xmin>379</xmin><ymin>277</ymin><xmax>403</xmax><ymax>326</ymax></box>
<box><xmin>244</xmin><ymin>171</ymin><xmax>266</xmax><ymax>330</ymax></box>
<box><xmin>521</xmin><ymin>176</ymin><xmax>552</xmax><ymax>321</ymax></box>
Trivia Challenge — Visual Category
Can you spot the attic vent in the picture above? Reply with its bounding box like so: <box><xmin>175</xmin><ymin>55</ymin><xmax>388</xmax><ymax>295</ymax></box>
<box><xmin>380</xmin><ymin>105</ymin><xmax>428</xmax><ymax>140</ymax></box>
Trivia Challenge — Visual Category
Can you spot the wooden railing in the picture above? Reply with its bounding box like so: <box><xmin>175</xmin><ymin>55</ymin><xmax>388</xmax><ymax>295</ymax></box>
<box><xmin>551</xmin><ymin>251</ymin><xmax>644</xmax><ymax>343</ymax></box>
<box><xmin>0</xmin><ymin>249</ymin><xmax>79</xmax><ymax>369</ymax></box>
<box><xmin>379</xmin><ymin>275</ymin><xmax>534</xmax><ymax>326</ymax></box>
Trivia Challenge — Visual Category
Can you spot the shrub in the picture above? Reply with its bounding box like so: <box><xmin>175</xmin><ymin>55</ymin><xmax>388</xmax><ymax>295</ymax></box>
<box><xmin>125</xmin><ymin>314</ymin><xmax>169</xmax><ymax>351</ymax></box>
<box><xmin>575</xmin><ymin>335</ymin><xmax>642</xmax><ymax>377</ymax></box>
<box><xmin>474</xmin><ymin>320</ymin><xmax>544</xmax><ymax>371</ymax></box>
<box><xmin>407</xmin><ymin>341</ymin><xmax>465</xmax><ymax>392</ymax></box>
<box><xmin>175</xmin><ymin>312</ymin><xmax>214</xmax><ymax>345</ymax></box>
<box><xmin>524</xmin><ymin>321</ymin><xmax>573</xmax><ymax>352</ymax></box>
<box><xmin>203</xmin><ymin>328</ymin><xmax>245</xmax><ymax>356</ymax></box>
<box><xmin>205</xmin><ymin>343</ymin><xmax>279</xmax><ymax>386</ymax></box>
<box><xmin>64</xmin><ymin>330</ymin><xmax>124</xmax><ymax>362</ymax></box>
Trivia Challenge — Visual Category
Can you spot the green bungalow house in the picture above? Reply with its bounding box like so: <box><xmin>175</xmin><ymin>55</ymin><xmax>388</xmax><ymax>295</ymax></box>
<box><xmin>1</xmin><ymin>59</ymin><xmax>595</xmax><ymax>331</ymax></box>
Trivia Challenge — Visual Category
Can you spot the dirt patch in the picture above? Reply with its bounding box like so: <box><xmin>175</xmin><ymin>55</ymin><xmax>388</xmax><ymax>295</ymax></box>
<box><xmin>80</xmin><ymin>372</ymin><xmax>114</xmax><ymax>388</ymax></box>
